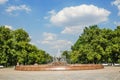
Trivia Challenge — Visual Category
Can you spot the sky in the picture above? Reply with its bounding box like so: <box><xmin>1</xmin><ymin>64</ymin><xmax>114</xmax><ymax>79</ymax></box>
<box><xmin>0</xmin><ymin>0</ymin><xmax>120</xmax><ymax>56</ymax></box>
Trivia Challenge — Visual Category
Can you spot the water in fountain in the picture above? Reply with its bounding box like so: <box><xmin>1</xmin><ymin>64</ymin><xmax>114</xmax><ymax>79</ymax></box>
<box><xmin>52</xmin><ymin>56</ymin><xmax>67</xmax><ymax>66</ymax></box>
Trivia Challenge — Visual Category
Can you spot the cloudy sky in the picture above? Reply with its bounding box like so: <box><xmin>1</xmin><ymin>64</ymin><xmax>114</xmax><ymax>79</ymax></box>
<box><xmin>0</xmin><ymin>0</ymin><xmax>120</xmax><ymax>56</ymax></box>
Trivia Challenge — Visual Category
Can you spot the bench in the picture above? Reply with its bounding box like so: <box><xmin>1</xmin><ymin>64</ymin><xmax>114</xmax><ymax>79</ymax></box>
<box><xmin>102</xmin><ymin>63</ymin><xmax>109</xmax><ymax>66</ymax></box>
<box><xmin>114</xmin><ymin>64</ymin><xmax>120</xmax><ymax>66</ymax></box>
<box><xmin>0</xmin><ymin>65</ymin><xmax>4</xmax><ymax>68</ymax></box>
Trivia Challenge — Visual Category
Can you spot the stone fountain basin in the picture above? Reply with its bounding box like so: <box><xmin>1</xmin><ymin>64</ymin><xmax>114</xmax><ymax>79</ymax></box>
<box><xmin>15</xmin><ymin>64</ymin><xmax>104</xmax><ymax>71</ymax></box>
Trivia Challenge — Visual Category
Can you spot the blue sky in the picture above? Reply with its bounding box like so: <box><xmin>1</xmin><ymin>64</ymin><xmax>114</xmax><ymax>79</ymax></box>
<box><xmin>0</xmin><ymin>0</ymin><xmax>120</xmax><ymax>56</ymax></box>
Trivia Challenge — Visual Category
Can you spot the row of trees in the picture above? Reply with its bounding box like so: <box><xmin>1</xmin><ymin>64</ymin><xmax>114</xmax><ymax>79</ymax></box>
<box><xmin>1</xmin><ymin>25</ymin><xmax>120</xmax><ymax>66</ymax></box>
<box><xmin>62</xmin><ymin>25</ymin><xmax>120</xmax><ymax>64</ymax></box>
<box><xmin>0</xmin><ymin>26</ymin><xmax>52</xmax><ymax>67</ymax></box>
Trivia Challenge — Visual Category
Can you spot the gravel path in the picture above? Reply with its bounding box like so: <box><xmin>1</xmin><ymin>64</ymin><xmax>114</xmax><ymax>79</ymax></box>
<box><xmin>0</xmin><ymin>67</ymin><xmax>120</xmax><ymax>80</ymax></box>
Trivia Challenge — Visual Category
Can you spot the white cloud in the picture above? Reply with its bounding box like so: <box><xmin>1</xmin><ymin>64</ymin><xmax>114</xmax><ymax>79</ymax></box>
<box><xmin>48</xmin><ymin>10</ymin><xmax>56</xmax><ymax>15</ymax></box>
<box><xmin>5</xmin><ymin>25</ymin><xmax>13</xmax><ymax>29</ymax></box>
<box><xmin>41</xmin><ymin>32</ymin><xmax>73</xmax><ymax>50</ymax></box>
<box><xmin>41</xmin><ymin>32</ymin><xmax>57</xmax><ymax>44</ymax></box>
<box><xmin>51</xmin><ymin>40</ymin><xmax>73</xmax><ymax>49</ymax></box>
<box><xmin>6</xmin><ymin>4</ymin><xmax>31</xmax><ymax>15</ymax></box>
<box><xmin>0</xmin><ymin>0</ymin><xmax>8</xmax><ymax>4</ymax></box>
<box><xmin>114</xmin><ymin>21</ymin><xmax>120</xmax><ymax>26</ymax></box>
<box><xmin>49</xmin><ymin>4</ymin><xmax>110</xmax><ymax>34</ymax></box>
<box><xmin>61</xmin><ymin>26</ymin><xmax>84</xmax><ymax>34</ymax></box>
<box><xmin>43</xmin><ymin>32</ymin><xmax>57</xmax><ymax>41</ymax></box>
<box><xmin>41</xmin><ymin>40</ymin><xmax>51</xmax><ymax>44</ymax></box>
<box><xmin>44</xmin><ymin>16</ymin><xmax>49</xmax><ymax>20</ymax></box>
<box><xmin>112</xmin><ymin>0</ymin><xmax>120</xmax><ymax>16</ymax></box>
<box><xmin>43</xmin><ymin>10</ymin><xmax>56</xmax><ymax>20</ymax></box>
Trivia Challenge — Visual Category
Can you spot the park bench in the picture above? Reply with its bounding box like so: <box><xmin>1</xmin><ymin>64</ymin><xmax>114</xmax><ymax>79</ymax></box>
<box><xmin>114</xmin><ymin>63</ymin><xmax>120</xmax><ymax>66</ymax></box>
<box><xmin>102</xmin><ymin>63</ymin><xmax>109</xmax><ymax>66</ymax></box>
<box><xmin>0</xmin><ymin>65</ymin><xmax>4</xmax><ymax>68</ymax></box>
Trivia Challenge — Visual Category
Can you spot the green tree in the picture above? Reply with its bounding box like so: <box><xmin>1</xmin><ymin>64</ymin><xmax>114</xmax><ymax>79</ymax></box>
<box><xmin>70</xmin><ymin>25</ymin><xmax>120</xmax><ymax>64</ymax></box>
<box><xmin>0</xmin><ymin>26</ymin><xmax>13</xmax><ymax>66</ymax></box>
<box><xmin>13</xmin><ymin>29</ymin><xmax>30</xmax><ymax>42</ymax></box>
<box><xmin>0</xmin><ymin>26</ymin><xmax>52</xmax><ymax>66</ymax></box>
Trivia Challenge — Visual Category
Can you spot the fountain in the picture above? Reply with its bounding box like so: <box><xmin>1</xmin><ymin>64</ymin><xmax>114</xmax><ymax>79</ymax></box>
<box><xmin>15</xmin><ymin>56</ymin><xmax>104</xmax><ymax>71</ymax></box>
<box><xmin>15</xmin><ymin>50</ymin><xmax>104</xmax><ymax>71</ymax></box>
<box><xmin>52</xmin><ymin>56</ymin><xmax>67</xmax><ymax>66</ymax></box>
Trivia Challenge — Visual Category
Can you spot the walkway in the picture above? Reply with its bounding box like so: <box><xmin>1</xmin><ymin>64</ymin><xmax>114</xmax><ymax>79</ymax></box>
<box><xmin>0</xmin><ymin>67</ymin><xmax>120</xmax><ymax>80</ymax></box>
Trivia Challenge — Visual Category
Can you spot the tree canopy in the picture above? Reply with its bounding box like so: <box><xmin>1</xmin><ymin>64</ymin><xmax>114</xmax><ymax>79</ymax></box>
<box><xmin>69</xmin><ymin>25</ymin><xmax>120</xmax><ymax>64</ymax></box>
<box><xmin>0</xmin><ymin>26</ymin><xmax>52</xmax><ymax>67</ymax></box>
<box><xmin>1</xmin><ymin>25</ymin><xmax>120</xmax><ymax>66</ymax></box>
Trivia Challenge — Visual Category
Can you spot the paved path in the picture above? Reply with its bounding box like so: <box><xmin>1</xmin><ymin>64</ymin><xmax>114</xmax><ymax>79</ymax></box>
<box><xmin>0</xmin><ymin>67</ymin><xmax>120</xmax><ymax>80</ymax></box>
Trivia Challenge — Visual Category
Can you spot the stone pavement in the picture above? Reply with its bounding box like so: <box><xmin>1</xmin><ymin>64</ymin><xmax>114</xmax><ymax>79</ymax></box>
<box><xmin>0</xmin><ymin>67</ymin><xmax>120</xmax><ymax>80</ymax></box>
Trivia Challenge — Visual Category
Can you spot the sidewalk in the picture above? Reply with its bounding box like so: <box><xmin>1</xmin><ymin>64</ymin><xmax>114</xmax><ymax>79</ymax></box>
<box><xmin>0</xmin><ymin>67</ymin><xmax>120</xmax><ymax>80</ymax></box>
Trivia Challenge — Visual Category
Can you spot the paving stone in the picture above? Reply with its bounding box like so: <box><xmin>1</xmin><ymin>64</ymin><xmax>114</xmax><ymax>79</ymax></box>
<box><xmin>0</xmin><ymin>67</ymin><xmax>120</xmax><ymax>80</ymax></box>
